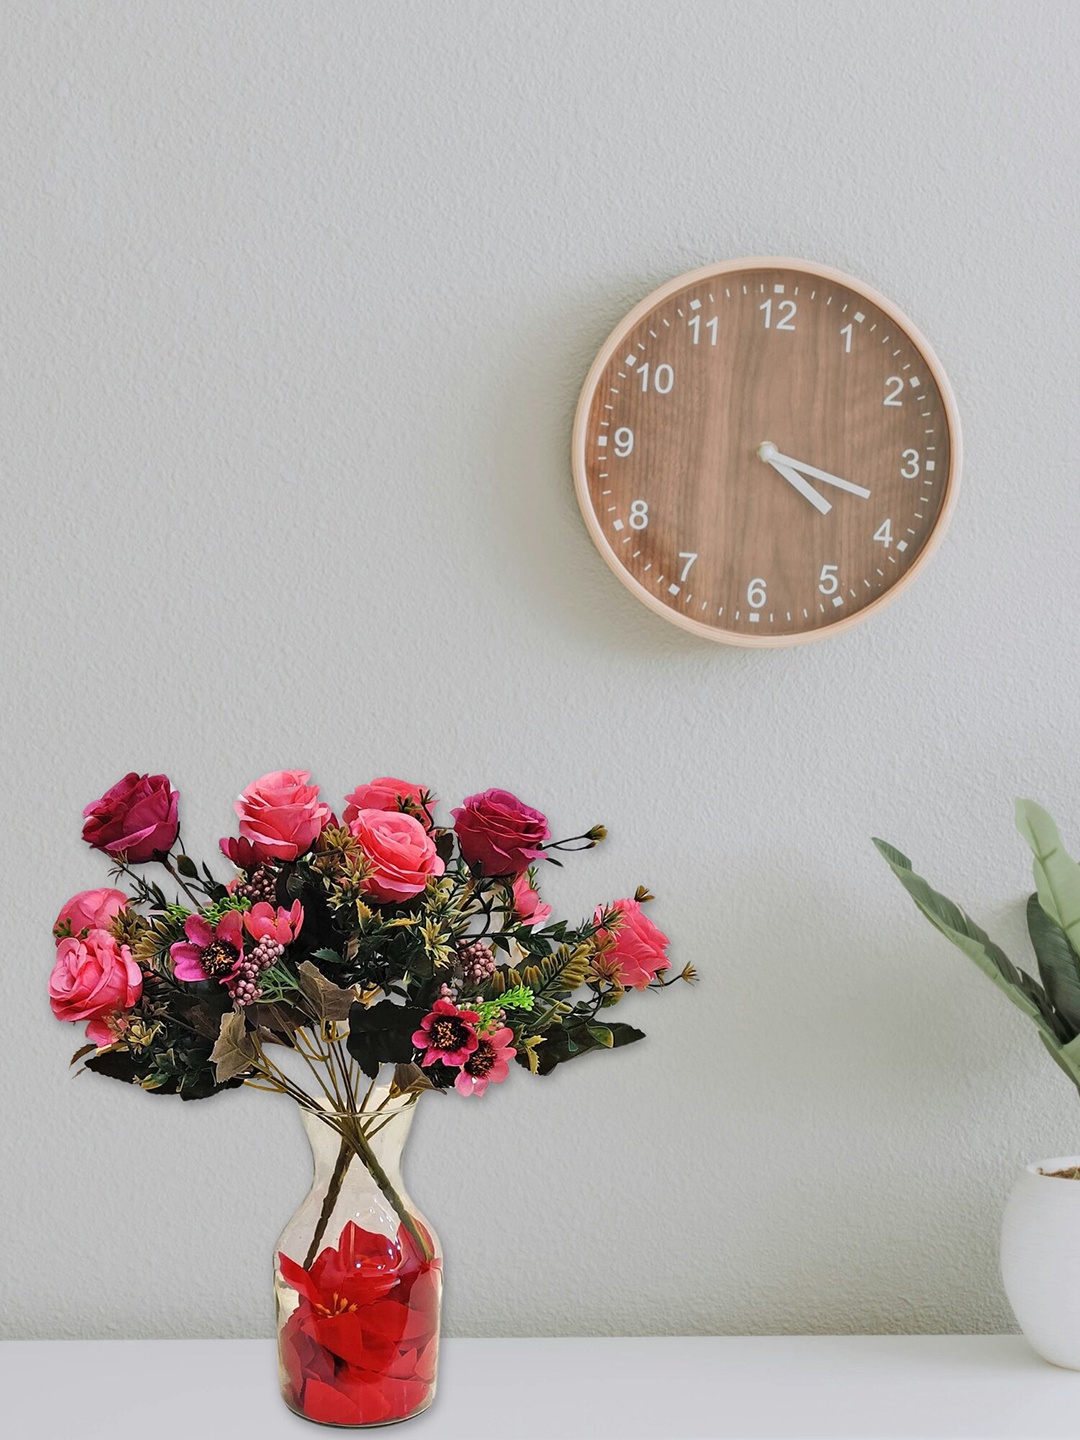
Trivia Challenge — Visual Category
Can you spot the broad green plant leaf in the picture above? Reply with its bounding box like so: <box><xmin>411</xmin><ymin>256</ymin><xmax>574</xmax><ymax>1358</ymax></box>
<box><xmin>873</xmin><ymin>838</ymin><xmax>1057</xmax><ymax>1039</ymax></box>
<box><xmin>1015</xmin><ymin>800</ymin><xmax>1080</xmax><ymax>957</ymax></box>
<box><xmin>1026</xmin><ymin>894</ymin><xmax>1080</xmax><ymax>1036</ymax></box>
<box><xmin>1041</xmin><ymin>1033</ymin><xmax>1080</xmax><ymax>1093</ymax></box>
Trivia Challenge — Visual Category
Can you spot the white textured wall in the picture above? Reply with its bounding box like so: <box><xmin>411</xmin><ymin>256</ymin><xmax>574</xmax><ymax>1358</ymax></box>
<box><xmin>4</xmin><ymin>0</ymin><xmax>1080</xmax><ymax>1342</ymax></box>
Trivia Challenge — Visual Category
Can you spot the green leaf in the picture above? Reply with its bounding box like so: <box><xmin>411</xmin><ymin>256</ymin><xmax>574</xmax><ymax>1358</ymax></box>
<box><xmin>607</xmin><ymin>1022</ymin><xmax>646</xmax><ymax>1049</ymax></box>
<box><xmin>175</xmin><ymin>853</ymin><xmax>198</xmax><ymax>879</ymax></box>
<box><xmin>297</xmin><ymin>961</ymin><xmax>356</xmax><ymax>1023</ymax></box>
<box><xmin>346</xmin><ymin>1000</ymin><xmax>424</xmax><ymax>1080</ymax></box>
<box><xmin>310</xmin><ymin>947</ymin><xmax>344</xmax><ymax>967</ymax></box>
<box><xmin>873</xmin><ymin>837</ymin><xmax>1057</xmax><ymax>1042</ymax></box>
<box><xmin>210</xmin><ymin>1010</ymin><xmax>258</xmax><ymax>1083</ymax></box>
<box><xmin>1015</xmin><ymin>800</ymin><xmax>1080</xmax><ymax>957</ymax></box>
<box><xmin>530</xmin><ymin>1019</ymin><xmax>646</xmax><ymax>1075</ymax></box>
<box><xmin>1040</xmin><ymin>1033</ymin><xmax>1080</xmax><ymax>1092</ymax></box>
<box><xmin>84</xmin><ymin>1046</ymin><xmax>145</xmax><ymax>1087</ymax></box>
<box><xmin>390</xmin><ymin>1062</ymin><xmax>435</xmax><ymax>1098</ymax></box>
<box><xmin>1027</xmin><ymin>894</ymin><xmax>1080</xmax><ymax>1036</ymax></box>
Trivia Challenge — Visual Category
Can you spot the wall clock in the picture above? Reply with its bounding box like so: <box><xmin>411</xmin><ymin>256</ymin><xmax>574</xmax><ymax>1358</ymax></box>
<box><xmin>571</xmin><ymin>257</ymin><xmax>961</xmax><ymax>646</ymax></box>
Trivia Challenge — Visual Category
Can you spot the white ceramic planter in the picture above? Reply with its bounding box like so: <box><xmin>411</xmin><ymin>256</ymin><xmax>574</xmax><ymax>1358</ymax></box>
<box><xmin>1001</xmin><ymin>1155</ymin><xmax>1080</xmax><ymax>1368</ymax></box>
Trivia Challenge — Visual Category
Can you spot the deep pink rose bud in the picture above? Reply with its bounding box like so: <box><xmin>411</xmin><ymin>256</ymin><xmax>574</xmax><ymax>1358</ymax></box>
<box><xmin>452</xmin><ymin>788</ymin><xmax>550</xmax><ymax>878</ymax></box>
<box><xmin>219</xmin><ymin>835</ymin><xmax>262</xmax><ymax>871</ymax></box>
<box><xmin>82</xmin><ymin>773</ymin><xmax>179</xmax><ymax>864</ymax></box>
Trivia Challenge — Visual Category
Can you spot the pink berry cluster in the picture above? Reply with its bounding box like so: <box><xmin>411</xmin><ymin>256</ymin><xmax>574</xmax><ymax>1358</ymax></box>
<box><xmin>228</xmin><ymin>934</ymin><xmax>284</xmax><ymax>1007</ymax></box>
<box><xmin>456</xmin><ymin>938</ymin><xmax>495</xmax><ymax>990</ymax></box>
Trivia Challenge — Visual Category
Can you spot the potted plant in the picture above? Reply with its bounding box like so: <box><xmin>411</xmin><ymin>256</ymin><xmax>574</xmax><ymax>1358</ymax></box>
<box><xmin>876</xmin><ymin>800</ymin><xmax>1080</xmax><ymax>1368</ymax></box>
<box><xmin>49</xmin><ymin>769</ymin><xmax>695</xmax><ymax>1426</ymax></box>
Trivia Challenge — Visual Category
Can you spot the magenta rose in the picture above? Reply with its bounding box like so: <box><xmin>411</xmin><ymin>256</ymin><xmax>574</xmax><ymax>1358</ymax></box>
<box><xmin>452</xmin><ymin>789</ymin><xmax>549</xmax><ymax>878</ymax></box>
<box><xmin>53</xmin><ymin>888</ymin><xmax>129</xmax><ymax>942</ymax></box>
<box><xmin>49</xmin><ymin>929</ymin><xmax>143</xmax><ymax>1045</ymax></box>
<box><xmin>82</xmin><ymin>772</ymin><xmax>179</xmax><ymax>863</ymax></box>
<box><xmin>233</xmin><ymin>770</ymin><xmax>331</xmax><ymax>863</ymax></box>
<box><xmin>343</xmin><ymin>777</ymin><xmax>436</xmax><ymax>830</ymax></box>
<box><xmin>594</xmin><ymin>898</ymin><xmax>671</xmax><ymax>990</ymax></box>
<box><xmin>349</xmin><ymin>808</ymin><xmax>445</xmax><ymax>902</ymax></box>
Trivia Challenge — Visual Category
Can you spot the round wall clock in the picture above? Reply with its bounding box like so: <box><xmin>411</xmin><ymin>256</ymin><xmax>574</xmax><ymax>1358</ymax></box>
<box><xmin>571</xmin><ymin>257</ymin><xmax>961</xmax><ymax>646</ymax></box>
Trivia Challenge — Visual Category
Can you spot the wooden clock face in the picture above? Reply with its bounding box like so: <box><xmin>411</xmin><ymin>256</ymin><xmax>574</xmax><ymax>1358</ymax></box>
<box><xmin>572</xmin><ymin>258</ymin><xmax>961</xmax><ymax>646</ymax></box>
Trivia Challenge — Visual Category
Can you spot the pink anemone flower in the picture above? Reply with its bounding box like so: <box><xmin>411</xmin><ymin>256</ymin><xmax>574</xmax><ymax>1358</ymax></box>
<box><xmin>411</xmin><ymin>998</ymin><xmax>480</xmax><ymax>1069</ymax></box>
<box><xmin>244</xmin><ymin>901</ymin><xmax>303</xmax><ymax>945</ymax></box>
<box><xmin>455</xmin><ymin>1027</ymin><xmax>516</xmax><ymax>1097</ymax></box>
<box><xmin>170</xmin><ymin>909</ymin><xmax>245</xmax><ymax>985</ymax></box>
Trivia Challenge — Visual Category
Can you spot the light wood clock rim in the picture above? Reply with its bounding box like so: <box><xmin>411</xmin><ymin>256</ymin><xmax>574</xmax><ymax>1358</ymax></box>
<box><xmin>571</xmin><ymin>255</ymin><xmax>963</xmax><ymax>648</ymax></box>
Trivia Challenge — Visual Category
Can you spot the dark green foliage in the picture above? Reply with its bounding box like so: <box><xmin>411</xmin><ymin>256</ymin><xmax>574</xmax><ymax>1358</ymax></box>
<box><xmin>84</xmin><ymin>1027</ymin><xmax>241</xmax><ymax>1100</ymax></box>
<box><xmin>347</xmin><ymin>1000</ymin><xmax>425</xmax><ymax>1079</ymax></box>
<box><xmin>1027</xmin><ymin>895</ymin><xmax>1080</xmax><ymax>1037</ymax></box>
<box><xmin>528</xmin><ymin>1020</ymin><xmax>645</xmax><ymax>1076</ymax></box>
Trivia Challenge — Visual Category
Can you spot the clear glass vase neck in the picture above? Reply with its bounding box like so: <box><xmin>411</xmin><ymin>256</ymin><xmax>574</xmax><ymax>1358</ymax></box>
<box><xmin>299</xmin><ymin>1081</ymin><xmax>418</xmax><ymax>1192</ymax></box>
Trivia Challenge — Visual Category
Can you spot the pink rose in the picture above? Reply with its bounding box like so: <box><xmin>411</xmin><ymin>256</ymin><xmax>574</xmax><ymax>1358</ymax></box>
<box><xmin>512</xmin><ymin>872</ymin><xmax>552</xmax><ymax>929</ymax></box>
<box><xmin>49</xmin><ymin>929</ymin><xmax>143</xmax><ymax>1045</ymax></box>
<box><xmin>82</xmin><ymin>772</ymin><xmax>179</xmax><ymax>863</ymax></box>
<box><xmin>452</xmin><ymin>789</ymin><xmax>549</xmax><ymax>877</ymax></box>
<box><xmin>349</xmin><ymin>808</ymin><xmax>445</xmax><ymax>903</ymax></box>
<box><xmin>343</xmin><ymin>778</ymin><xmax>436</xmax><ymax>830</ymax></box>
<box><xmin>53</xmin><ymin>888</ymin><xmax>129</xmax><ymax>942</ymax></box>
<box><xmin>594</xmin><ymin>898</ymin><xmax>671</xmax><ymax>990</ymax></box>
<box><xmin>233</xmin><ymin>770</ymin><xmax>331</xmax><ymax>863</ymax></box>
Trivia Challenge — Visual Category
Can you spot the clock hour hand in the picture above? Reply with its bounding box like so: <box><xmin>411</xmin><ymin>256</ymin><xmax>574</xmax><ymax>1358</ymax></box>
<box><xmin>769</xmin><ymin>448</ymin><xmax>871</xmax><ymax>499</ymax></box>
<box><xmin>757</xmin><ymin>443</ymin><xmax>832</xmax><ymax>515</ymax></box>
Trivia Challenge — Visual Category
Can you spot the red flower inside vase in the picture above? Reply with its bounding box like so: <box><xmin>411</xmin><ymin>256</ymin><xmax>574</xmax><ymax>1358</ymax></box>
<box><xmin>278</xmin><ymin>1220</ymin><xmax>442</xmax><ymax>1427</ymax></box>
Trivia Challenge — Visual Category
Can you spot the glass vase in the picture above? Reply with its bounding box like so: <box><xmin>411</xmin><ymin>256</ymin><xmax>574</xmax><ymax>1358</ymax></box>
<box><xmin>275</xmin><ymin>1082</ymin><xmax>442</xmax><ymax>1428</ymax></box>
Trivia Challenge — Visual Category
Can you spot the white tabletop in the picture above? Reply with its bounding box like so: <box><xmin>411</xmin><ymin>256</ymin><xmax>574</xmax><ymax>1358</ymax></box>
<box><xmin>2</xmin><ymin>1335</ymin><xmax>1078</xmax><ymax>1438</ymax></box>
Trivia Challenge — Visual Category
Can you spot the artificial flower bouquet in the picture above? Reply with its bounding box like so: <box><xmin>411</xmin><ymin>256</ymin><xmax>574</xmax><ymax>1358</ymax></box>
<box><xmin>49</xmin><ymin>768</ymin><xmax>691</xmax><ymax>1427</ymax></box>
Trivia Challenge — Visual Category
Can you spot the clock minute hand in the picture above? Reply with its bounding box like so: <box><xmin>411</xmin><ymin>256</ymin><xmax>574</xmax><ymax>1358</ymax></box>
<box><xmin>772</xmin><ymin>450</ymin><xmax>871</xmax><ymax>499</ymax></box>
